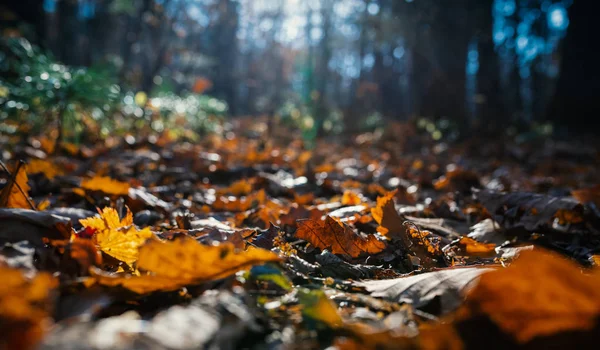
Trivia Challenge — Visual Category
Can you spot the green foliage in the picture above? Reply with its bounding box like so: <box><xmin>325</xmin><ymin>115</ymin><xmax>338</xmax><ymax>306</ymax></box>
<box><xmin>0</xmin><ymin>37</ymin><xmax>119</xmax><ymax>141</ymax></box>
<box><xmin>0</xmin><ymin>37</ymin><xmax>229</xmax><ymax>143</ymax></box>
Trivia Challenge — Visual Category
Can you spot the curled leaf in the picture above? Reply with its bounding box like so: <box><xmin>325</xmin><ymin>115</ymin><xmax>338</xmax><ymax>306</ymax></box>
<box><xmin>371</xmin><ymin>190</ymin><xmax>411</xmax><ymax>247</ymax></box>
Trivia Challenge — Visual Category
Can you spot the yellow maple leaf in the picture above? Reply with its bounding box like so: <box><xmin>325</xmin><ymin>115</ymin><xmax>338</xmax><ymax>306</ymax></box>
<box><xmin>80</xmin><ymin>207</ymin><xmax>152</xmax><ymax>265</ymax></box>
<box><xmin>80</xmin><ymin>207</ymin><xmax>133</xmax><ymax>231</ymax></box>
<box><xmin>0</xmin><ymin>162</ymin><xmax>32</xmax><ymax>209</ymax></box>
<box><xmin>92</xmin><ymin>236</ymin><xmax>281</xmax><ymax>294</ymax></box>
<box><xmin>80</xmin><ymin>176</ymin><xmax>130</xmax><ymax>196</ymax></box>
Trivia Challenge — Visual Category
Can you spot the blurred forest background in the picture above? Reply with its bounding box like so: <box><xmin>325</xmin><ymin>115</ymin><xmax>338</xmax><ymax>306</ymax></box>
<box><xmin>0</xmin><ymin>0</ymin><xmax>598</xmax><ymax>142</ymax></box>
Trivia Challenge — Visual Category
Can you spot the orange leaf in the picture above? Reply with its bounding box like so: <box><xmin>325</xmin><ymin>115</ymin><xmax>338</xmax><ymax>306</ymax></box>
<box><xmin>434</xmin><ymin>168</ymin><xmax>480</xmax><ymax>192</ymax></box>
<box><xmin>296</xmin><ymin>216</ymin><xmax>386</xmax><ymax>258</ymax></box>
<box><xmin>92</xmin><ymin>236</ymin><xmax>280</xmax><ymax>294</ymax></box>
<box><xmin>192</xmin><ymin>77</ymin><xmax>213</xmax><ymax>94</ymax></box>
<box><xmin>80</xmin><ymin>176</ymin><xmax>130</xmax><ymax>196</ymax></box>
<box><xmin>0</xmin><ymin>161</ymin><xmax>32</xmax><ymax>209</ymax></box>
<box><xmin>341</xmin><ymin>190</ymin><xmax>362</xmax><ymax>206</ymax></box>
<box><xmin>571</xmin><ymin>184</ymin><xmax>600</xmax><ymax>207</ymax></box>
<box><xmin>218</xmin><ymin>179</ymin><xmax>253</xmax><ymax>196</ymax></box>
<box><xmin>371</xmin><ymin>190</ymin><xmax>410</xmax><ymax>247</ymax></box>
<box><xmin>27</xmin><ymin>159</ymin><xmax>63</xmax><ymax>179</ymax></box>
<box><xmin>459</xmin><ymin>249</ymin><xmax>600</xmax><ymax>343</ymax></box>
<box><xmin>0</xmin><ymin>266</ymin><xmax>57</xmax><ymax>349</ymax></box>
<box><xmin>457</xmin><ymin>237</ymin><xmax>496</xmax><ymax>258</ymax></box>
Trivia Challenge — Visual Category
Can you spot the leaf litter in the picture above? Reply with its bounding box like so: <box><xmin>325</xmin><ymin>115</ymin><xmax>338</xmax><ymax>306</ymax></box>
<box><xmin>0</xmin><ymin>122</ymin><xmax>600</xmax><ymax>349</ymax></box>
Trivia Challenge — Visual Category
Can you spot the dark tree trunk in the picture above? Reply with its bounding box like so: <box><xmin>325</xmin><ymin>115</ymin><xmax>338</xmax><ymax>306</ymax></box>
<box><xmin>473</xmin><ymin>0</ymin><xmax>503</xmax><ymax>128</ymax></box>
<box><xmin>547</xmin><ymin>1</ymin><xmax>600</xmax><ymax>132</ymax></box>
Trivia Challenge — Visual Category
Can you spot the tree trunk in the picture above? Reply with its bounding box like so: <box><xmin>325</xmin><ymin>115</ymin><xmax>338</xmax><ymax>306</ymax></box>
<box><xmin>547</xmin><ymin>1</ymin><xmax>600</xmax><ymax>132</ymax></box>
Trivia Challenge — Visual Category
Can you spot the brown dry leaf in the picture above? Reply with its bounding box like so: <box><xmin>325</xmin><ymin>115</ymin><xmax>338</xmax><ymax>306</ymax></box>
<box><xmin>371</xmin><ymin>190</ymin><xmax>410</xmax><ymax>247</ymax></box>
<box><xmin>458</xmin><ymin>248</ymin><xmax>600</xmax><ymax>343</ymax></box>
<box><xmin>1</xmin><ymin>162</ymin><xmax>32</xmax><ymax>209</ymax></box>
<box><xmin>27</xmin><ymin>159</ymin><xmax>63</xmax><ymax>179</ymax></box>
<box><xmin>69</xmin><ymin>238</ymin><xmax>103</xmax><ymax>272</ymax></box>
<box><xmin>457</xmin><ymin>237</ymin><xmax>496</xmax><ymax>258</ymax></box>
<box><xmin>0</xmin><ymin>266</ymin><xmax>57</xmax><ymax>350</ymax></box>
<box><xmin>92</xmin><ymin>236</ymin><xmax>281</xmax><ymax>294</ymax></box>
<box><xmin>554</xmin><ymin>208</ymin><xmax>584</xmax><ymax>225</ymax></box>
<box><xmin>80</xmin><ymin>176</ymin><xmax>130</xmax><ymax>196</ymax></box>
<box><xmin>341</xmin><ymin>191</ymin><xmax>362</xmax><ymax>206</ymax></box>
<box><xmin>218</xmin><ymin>179</ymin><xmax>253</xmax><ymax>196</ymax></box>
<box><xmin>571</xmin><ymin>184</ymin><xmax>600</xmax><ymax>207</ymax></box>
<box><xmin>80</xmin><ymin>207</ymin><xmax>153</xmax><ymax>265</ymax></box>
<box><xmin>293</xmin><ymin>192</ymin><xmax>315</xmax><ymax>205</ymax></box>
<box><xmin>433</xmin><ymin>168</ymin><xmax>480</xmax><ymax>192</ymax></box>
<box><xmin>296</xmin><ymin>216</ymin><xmax>386</xmax><ymax>258</ymax></box>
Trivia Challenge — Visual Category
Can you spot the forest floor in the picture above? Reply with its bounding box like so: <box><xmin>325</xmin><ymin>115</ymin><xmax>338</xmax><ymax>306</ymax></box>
<box><xmin>1</xmin><ymin>119</ymin><xmax>599</xmax><ymax>349</ymax></box>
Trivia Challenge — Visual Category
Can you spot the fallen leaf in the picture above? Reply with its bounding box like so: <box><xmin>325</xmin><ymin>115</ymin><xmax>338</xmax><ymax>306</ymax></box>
<box><xmin>298</xmin><ymin>288</ymin><xmax>343</xmax><ymax>328</ymax></box>
<box><xmin>80</xmin><ymin>208</ymin><xmax>153</xmax><ymax>265</ymax></box>
<box><xmin>458</xmin><ymin>248</ymin><xmax>600</xmax><ymax>343</ymax></box>
<box><xmin>371</xmin><ymin>190</ymin><xmax>410</xmax><ymax>247</ymax></box>
<box><xmin>212</xmin><ymin>189</ymin><xmax>266</xmax><ymax>212</ymax></box>
<box><xmin>92</xmin><ymin>236</ymin><xmax>280</xmax><ymax>293</ymax></box>
<box><xmin>456</xmin><ymin>237</ymin><xmax>496</xmax><ymax>257</ymax></box>
<box><xmin>80</xmin><ymin>207</ymin><xmax>133</xmax><ymax>231</ymax></box>
<box><xmin>0</xmin><ymin>161</ymin><xmax>33</xmax><ymax>209</ymax></box>
<box><xmin>316</xmin><ymin>250</ymin><xmax>394</xmax><ymax>280</ymax></box>
<box><xmin>80</xmin><ymin>176</ymin><xmax>130</xmax><ymax>196</ymax></box>
<box><xmin>0</xmin><ymin>209</ymin><xmax>72</xmax><ymax>245</ymax></box>
<box><xmin>0</xmin><ymin>266</ymin><xmax>58</xmax><ymax>349</ymax></box>
<box><xmin>475</xmin><ymin>189</ymin><xmax>587</xmax><ymax>232</ymax></box>
<box><xmin>341</xmin><ymin>191</ymin><xmax>362</xmax><ymax>206</ymax></box>
<box><xmin>358</xmin><ymin>267</ymin><xmax>495</xmax><ymax>315</ymax></box>
<box><xmin>434</xmin><ymin>168</ymin><xmax>480</xmax><ymax>193</ymax></box>
<box><xmin>571</xmin><ymin>184</ymin><xmax>600</xmax><ymax>208</ymax></box>
<box><xmin>27</xmin><ymin>159</ymin><xmax>63</xmax><ymax>179</ymax></box>
<box><xmin>296</xmin><ymin>216</ymin><xmax>386</xmax><ymax>258</ymax></box>
<box><xmin>219</xmin><ymin>179</ymin><xmax>253</xmax><ymax>196</ymax></box>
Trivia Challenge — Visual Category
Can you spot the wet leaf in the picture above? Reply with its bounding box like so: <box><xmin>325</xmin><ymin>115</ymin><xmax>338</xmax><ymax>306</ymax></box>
<box><xmin>296</xmin><ymin>216</ymin><xmax>386</xmax><ymax>258</ymax></box>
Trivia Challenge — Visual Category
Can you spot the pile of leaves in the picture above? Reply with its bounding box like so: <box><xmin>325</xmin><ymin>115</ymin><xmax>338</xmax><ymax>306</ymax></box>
<box><xmin>0</xmin><ymin>120</ymin><xmax>599</xmax><ymax>349</ymax></box>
